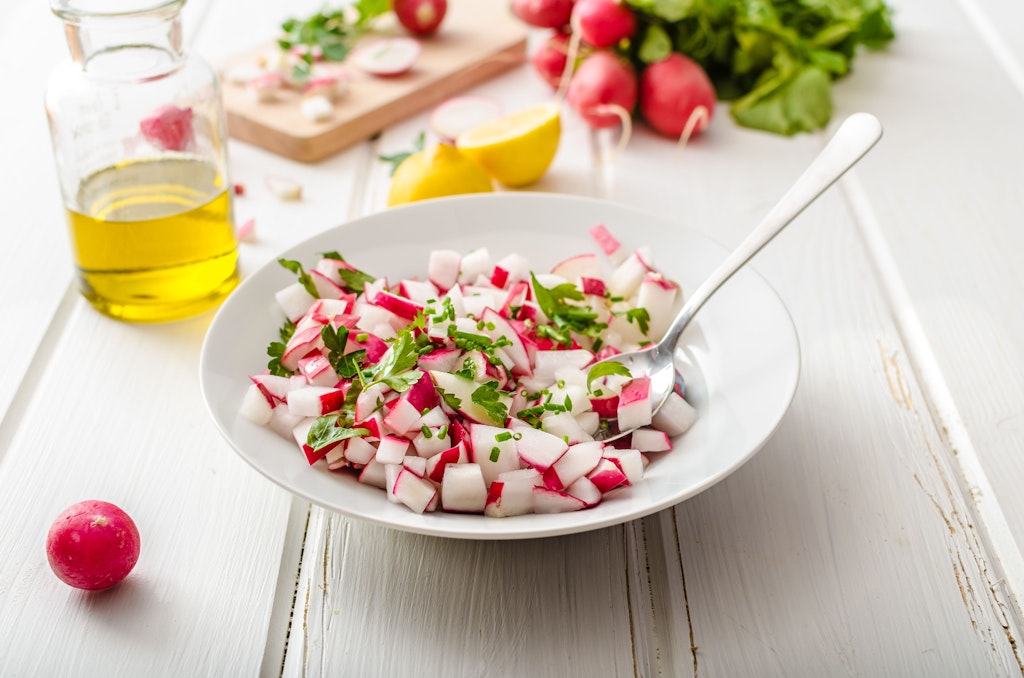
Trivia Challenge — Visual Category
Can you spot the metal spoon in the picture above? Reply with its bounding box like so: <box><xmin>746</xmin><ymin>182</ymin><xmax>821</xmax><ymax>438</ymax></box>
<box><xmin>593</xmin><ymin>112</ymin><xmax>883</xmax><ymax>442</ymax></box>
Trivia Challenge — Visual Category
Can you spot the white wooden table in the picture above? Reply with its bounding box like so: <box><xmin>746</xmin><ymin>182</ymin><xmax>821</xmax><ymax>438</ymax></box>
<box><xmin>3</xmin><ymin>0</ymin><xmax>1024</xmax><ymax>675</ymax></box>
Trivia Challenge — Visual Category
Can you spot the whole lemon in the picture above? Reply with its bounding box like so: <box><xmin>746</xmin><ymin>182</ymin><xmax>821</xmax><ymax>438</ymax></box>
<box><xmin>387</xmin><ymin>143</ymin><xmax>493</xmax><ymax>207</ymax></box>
<box><xmin>456</xmin><ymin>103</ymin><xmax>561</xmax><ymax>187</ymax></box>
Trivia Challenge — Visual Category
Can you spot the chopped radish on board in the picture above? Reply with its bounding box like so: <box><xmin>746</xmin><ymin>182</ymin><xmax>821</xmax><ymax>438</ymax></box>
<box><xmin>353</xmin><ymin>38</ymin><xmax>422</xmax><ymax>77</ymax></box>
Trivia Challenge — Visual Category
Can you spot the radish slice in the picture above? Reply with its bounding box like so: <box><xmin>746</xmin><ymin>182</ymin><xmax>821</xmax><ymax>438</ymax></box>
<box><xmin>353</xmin><ymin>37</ymin><xmax>422</xmax><ymax>76</ymax></box>
<box><xmin>429</xmin><ymin>96</ymin><xmax>503</xmax><ymax>143</ymax></box>
<box><xmin>265</xmin><ymin>175</ymin><xmax>303</xmax><ymax>201</ymax></box>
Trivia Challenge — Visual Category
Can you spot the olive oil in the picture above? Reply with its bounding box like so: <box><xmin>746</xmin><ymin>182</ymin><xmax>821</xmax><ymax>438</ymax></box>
<box><xmin>66</xmin><ymin>157</ymin><xmax>239</xmax><ymax>322</ymax></box>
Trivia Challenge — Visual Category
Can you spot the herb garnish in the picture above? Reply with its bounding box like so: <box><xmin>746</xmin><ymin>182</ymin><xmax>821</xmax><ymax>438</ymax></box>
<box><xmin>530</xmin><ymin>273</ymin><xmax>607</xmax><ymax>347</ymax></box>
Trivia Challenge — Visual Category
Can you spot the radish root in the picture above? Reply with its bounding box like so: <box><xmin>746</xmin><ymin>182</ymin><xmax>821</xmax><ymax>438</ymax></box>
<box><xmin>676</xmin><ymin>105</ymin><xmax>710</xmax><ymax>153</ymax></box>
<box><xmin>555</xmin><ymin>18</ymin><xmax>584</xmax><ymax>102</ymax></box>
<box><xmin>588</xmin><ymin>103</ymin><xmax>632</xmax><ymax>163</ymax></box>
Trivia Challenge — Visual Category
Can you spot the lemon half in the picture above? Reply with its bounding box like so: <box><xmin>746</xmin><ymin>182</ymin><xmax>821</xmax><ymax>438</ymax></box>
<box><xmin>456</xmin><ymin>103</ymin><xmax>561</xmax><ymax>188</ymax></box>
<box><xmin>387</xmin><ymin>144</ymin><xmax>494</xmax><ymax>207</ymax></box>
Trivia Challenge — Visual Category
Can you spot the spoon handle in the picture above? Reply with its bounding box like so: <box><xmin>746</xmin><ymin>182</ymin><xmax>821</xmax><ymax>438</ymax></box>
<box><xmin>657</xmin><ymin>112</ymin><xmax>884</xmax><ymax>352</ymax></box>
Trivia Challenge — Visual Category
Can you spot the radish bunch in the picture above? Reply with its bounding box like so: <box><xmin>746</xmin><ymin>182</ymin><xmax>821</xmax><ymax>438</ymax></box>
<box><xmin>514</xmin><ymin>0</ymin><xmax>715</xmax><ymax>139</ymax></box>
<box><xmin>240</xmin><ymin>226</ymin><xmax>698</xmax><ymax>517</ymax></box>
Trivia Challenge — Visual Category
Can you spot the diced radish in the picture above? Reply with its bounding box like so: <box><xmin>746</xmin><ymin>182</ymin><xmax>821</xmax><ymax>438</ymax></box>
<box><xmin>589</xmin><ymin>394</ymin><xmax>619</xmax><ymax>418</ymax></box>
<box><xmin>297</xmin><ymin>350</ymin><xmax>340</xmax><ymax>387</ymax></box>
<box><xmin>240</xmin><ymin>383</ymin><xmax>274</xmax><ymax>424</ymax></box>
<box><xmin>541</xmin><ymin>411</ymin><xmax>592</xmax><ymax>444</ymax></box>
<box><xmin>345</xmin><ymin>436</ymin><xmax>378</xmax><ymax>465</ymax></box>
<box><xmin>384</xmin><ymin>396</ymin><xmax>422</xmax><ymax>435</ymax></box>
<box><xmin>417</xmin><ymin>405</ymin><xmax>450</xmax><ymax>428</ymax></box>
<box><xmin>325</xmin><ymin>442</ymin><xmax>349</xmax><ymax>470</ymax></box>
<box><xmin>353</xmin><ymin>38</ymin><xmax>421</xmax><ymax>77</ymax></box>
<box><xmin>355</xmin><ymin>382</ymin><xmax>390</xmax><ymax>421</ymax></box>
<box><xmin>467</xmin><ymin>423</ymin><xmax>521</xmax><ymax>485</ymax></box>
<box><xmin>617</xmin><ymin>376</ymin><xmax>653</xmax><ymax>431</ymax></box>
<box><xmin>304</xmin><ymin>72</ymin><xmax>350</xmax><ymax>101</ymax></box>
<box><xmin>604</xmin><ymin>448</ymin><xmax>644</xmax><ymax>485</ymax></box>
<box><xmin>371</xmin><ymin>290</ymin><xmax>424</xmax><ymax>321</ymax></box>
<box><xmin>587</xmin><ymin>458</ymin><xmax>628</xmax><ymax>493</ymax></box>
<box><xmin>551</xmin><ymin>252</ymin><xmax>603</xmax><ymax>281</ymax></box>
<box><xmin>441</xmin><ymin>463</ymin><xmax>487</xmax><ymax>513</ymax></box>
<box><xmin>479</xmin><ymin>308</ymin><xmax>532</xmax><ymax>376</ymax></box>
<box><xmin>265</xmin><ymin>175</ymin><xmax>303</xmax><ymax>201</ymax></box>
<box><xmin>376</xmin><ymin>434</ymin><xmax>411</xmax><ymax>464</ymax></box>
<box><xmin>513</xmin><ymin>425</ymin><xmax>569</xmax><ymax>470</ymax></box>
<box><xmin>589</xmin><ymin>223</ymin><xmax>625</xmax><ymax>263</ymax></box>
<box><xmin>531</xmin><ymin>349</ymin><xmax>593</xmax><ymax>387</ymax></box>
<box><xmin>309</xmin><ymin>270</ymin><xmax>346</xmax><ymax>300</ymax></box>
<box><xmin>411</xmin><ymin>426</ymin><xmax>452</xmax><ymax>458</ymax></box>
<box><xmin>430</xmin><ymin>96</ymin><xmax>503</xmax><ymax>143</ymax></box>
<box><xmin>533</xmin><ymin>487</ymin><xmax>586</xmax><ymax>513</ymax></box>
<box><xmin>637</xmin><ymin>273</ymin><xmax>678</xmax><ymax>338</ymax></box>
<box><xmin>579</xmin><ymin>276</ymin><xmax>607</xmax><ymax>297</ymax></box>
<box><xmin>403</xmin><ymin>455</ymin><xmax>428</xmax><ymax>477</ymax></box>
<box><xmin>428</xmin><ymin>249</ymin><xmax>461</xmax><ymax>291</ymax></box>
<box><xmin>358</xmin><ymin>458</ymin><xmax>388</xmax><ymax>488</ymax></box>
<box><xmin>301</xmin><ymin>95</ymin><xmax>334</xmax><ymax>122</ymax></box>
<box><xmin>542</xmin><ymin>440</ymin><xmax>603</xmax><ymax>490</ymax></box>
<box><xmin>651</xmin><ymin>391</ymin><xmax>699</xmax><ymax>436</ymax></box>
<box><xmin>281</xmin><ymin>326</ymin><xmax>324</xmax><ymax>371</ymax></box>
<box><xmin>630</xmin><ymin>428</ymin><xmax>671</xmax><ymax>452</ymax></box>
<box><xmin>429</xmin><ymin>370</ymin><xmax>511</xmax><ymax>427</ymax></box>
<box><xmin>484</xmin><ymin>468</ymin><xmax>541</xmax><ymax>517</ymax></box>
<box><xmin>607</xmin><ymin>247</ymin><xmax>655</xmax><ymax>298</ymax></box>
<box><xmin>425</xmin><ymin>443</ymin><xmax>467</xmax><ymax>482</ymax></box>
<box><xmin>418</xmin><ymin>346</ymin><xmax>463</xmax><ymax>373</ymax></box>
<box><xmin>458</xmin><ymin>248</ymin><xmax>492</xmax><ymax>284</ymax></box>
<box><xmin>276</xmin><ymin>282</ymin><xmax>317</xmax><ymax>322</ymax></box>
<box><xmin>392</xmin><ymin>468</ymin><xmax>438</xmax><ymax>513</ymax></box>
<box><xmin>268</xmin><ymin>406</ymin><xmax>305</xmax><ymax>440</ymax></box>
<box><xmin>565</xmin><ymin>475</ymin><xmax>602</xmax><ymax>507</ymax></box>
<box><xmin>287</xmin><ymin>385</ymin><xmax>347</xmax><ymax>417</ymax></box>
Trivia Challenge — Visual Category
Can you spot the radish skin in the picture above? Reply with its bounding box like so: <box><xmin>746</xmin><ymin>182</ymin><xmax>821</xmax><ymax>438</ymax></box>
<box><xmin>46</xmin><ymin>500</ymin><xmax>141</xmax><ymax>590</ymax></box>
<box><xmin>513</xmin><ymin>0</ymin><xmax>575</xmax><ymax>29</ymax></box>
<box><xmin>571</xmin><ymin>0</ymin><xmax>636</xmax><ymax>48</ymax></box>
<box><xmin>566</xmin><ymin>51</ymin><xmax>638</xmax><ymax>128</ymax></box>
<box><xmin>393</xmin><ymin>0</ymin><xmax>447</xmax><ymax>36</ymax></box>
<box><xmin>640</xmin><ymin>53</ymin><xmax>716</xmax><ymax>139</ymax></box>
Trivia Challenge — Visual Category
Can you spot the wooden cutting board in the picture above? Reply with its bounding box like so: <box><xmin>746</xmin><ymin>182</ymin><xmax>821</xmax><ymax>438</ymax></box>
<box><xmin>220</xmin><ymin>2</ymin><xmax>529</xmax><ymax>163</ymax></box>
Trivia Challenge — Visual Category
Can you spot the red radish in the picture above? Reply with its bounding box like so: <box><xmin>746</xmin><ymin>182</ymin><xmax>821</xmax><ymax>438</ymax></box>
<box><xmin>429</xmin><ymin>96</ymin><xmax>503</xmax><ymax>144</ymax></box>
<box><xmin>46</xmin><ymin>500</ymin><xmax>140</xmax><ymax>591</ymax></box>
<box><xmin>571</xmin><ymin>0</ymin><xmax>636</xmax><ymax>48</ymax></box>
<box><xmin>640</xmin><ymin>53</ymin><xmax>716</xmax><ymax>139</ymax></box>
<box><xmin>512</xmin><ymin>0</ymin><xmax>575</xmax><ymax>29</ymax></box>
<box><xmin>393</xmin><ymin>0</ymin><xmax>447</xmax><ymax>36</ymax></box>
<box><xmin>139</xmin><ymin>104</ymin><xmax>194</xmax><ymax>151</ymax></box>
<box><xmin>566</xmin><ymin>51</ymin><xmax>637</xmax><ymax>128</ymax></box>
<box><xmin>353</xmin><ymin>38</ymin><xmax>421</xmax><ymax>77</ymax></box>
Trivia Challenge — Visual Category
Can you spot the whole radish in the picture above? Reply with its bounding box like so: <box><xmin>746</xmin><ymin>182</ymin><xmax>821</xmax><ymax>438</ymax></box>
<box><xmin>567</xmin><ymin>50</ymin><xmax>637</xmax><ymax>128</ymax></box>
<box><xmin>532</xmin><ymin>31</ymin><xmax>571</xmax><ymax>90</ymax></box>
<box><xmin>512</xmin><ymin>0</ymin><xmax>575</xmax><ymax>29</ymax></box>
<box><xmin>46</xmin><ymin>499</ymin><xmax>141</xmax><ymax>591</ymax></box>
<box><xmin>571</xmin><ymin>0</ymin><xmax>636</xmax><ymax>48</ymax></box>
<box><xmin>640</xmin><ymin>53</ymin><xmax>716</xmax><ymax>138</ymax></box>
<box><xmin>393</xmin><ymin>0</ymin><xmax>447</xmax><ymax>36</ymax></box>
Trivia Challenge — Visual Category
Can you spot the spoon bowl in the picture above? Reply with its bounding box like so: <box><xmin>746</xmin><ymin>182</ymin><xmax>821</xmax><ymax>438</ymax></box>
<box><xmin>593</xmin><ymin>112</ymin><xmax>883</xmax><ymax>442</ymax></box>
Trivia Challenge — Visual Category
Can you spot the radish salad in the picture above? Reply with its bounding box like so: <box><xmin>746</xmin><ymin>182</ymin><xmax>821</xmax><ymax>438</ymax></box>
<box><xmin>240</xmin><ymin>224</ymin><xmax>698</xmax><ymax>517</ymax></box>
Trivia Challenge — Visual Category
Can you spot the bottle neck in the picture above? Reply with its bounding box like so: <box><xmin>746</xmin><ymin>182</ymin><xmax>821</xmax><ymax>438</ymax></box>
<box><xmin>55</xmin><ymin>0</ymin><xmax>185</xmax><ymax>77</ymax></box>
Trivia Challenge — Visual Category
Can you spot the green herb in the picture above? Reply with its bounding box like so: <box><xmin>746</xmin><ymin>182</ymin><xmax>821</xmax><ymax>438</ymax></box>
<box><xmin>587</xmin><ymin>361</ymin><xmax>633</xmax><ymax>391</ymax></box>
<box><xmin>378</xmin><ymin>131</ymin><xmax>425</xmax><ymax>176</ymax></box>
<box><xmin>320</xmin><ymin>251</ymin><xmax>377</xmax><ymax>292</ymax></box>
<box><xmin>490</xmin><ymin>447</ymin><xmax>501</xmax><ymax>463</ymax></box>
<box><xmin>306</xmin><ymin>416</ymin><xmax>369</xmax><ymax>452</ymax></box>
<box><xmin>620</xmin><ymin>307</ymin><xmax>651</xmax><ymax>335</ymax></box>
<box><xmin>278</xmin><ymin>258</ymin><xmax>319</xmax><ymax>298</ymax></box>
<box><xmin>471</xmin><ymin>381</ymin><xmax>509</xmax><ymax>426</ymax></box>
<box><xmin>266</xmin><ymin>318</ymin><xmax>297</xmax><ymax>377</ymax></box>
<box><xmin>279</xmin><ymin>0</ymin><xmax>390</xmax><ymax>79</ymax></box>
<box><xmin>620</xmin><ymin>0</ymin><xmax>895</xmax><ymax>135</ymax></box>
<box><xmin>495</xmin><ymin>431</ymin><xmax>513</xmax><ymax>442</ymax></box>
<box><xmin>530</xmin><ymin>273</ymin><xmax>607</xmax><ymax>347</ymax></box>
<box><xmin>438</xmin><ymin>388</ymin><xmax>462</xmax><ymax>411</ymax></box>
<box><xmin>366</xmin><ymin>329</ymin><xmax>422</xmax><ymax>392</ymax></box>
<box><xmin>420</xmin><ymin>425</ymin><xmax>432</xmax><ymax>439</ymax></box>
<box><xmin>320</xmin><ymin>325</ymin><xmax>365</xmax><ymax>380</ymax></box>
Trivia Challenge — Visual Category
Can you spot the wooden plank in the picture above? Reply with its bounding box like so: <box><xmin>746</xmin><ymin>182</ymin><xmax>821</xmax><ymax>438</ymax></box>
<box><xmin>220</xmin><ymin>1</ymin><xmax>527</xmax><ymax>162</ymax></box>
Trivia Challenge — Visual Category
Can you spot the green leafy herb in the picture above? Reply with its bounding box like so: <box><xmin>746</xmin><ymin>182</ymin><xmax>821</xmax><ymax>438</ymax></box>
<box><xmin>306</xmin><ymin>416</ymin><xmax>369</xmax><ymax>452</ymax></box>
<box><xmin>266</xmin><ymin>318</ymin><xmax>297</xmax><ymax>377</ymax></box>
<box><xmin>367</xmin><ymin>330</ymin><xmax>422</xmax><ymax>392</ymax></box>
<box><xmin>587</xmin><ymin>361</ymin><xmax>633</xmax><ymax>391</ymax></box>
<box><xmin>471</xmin><ymin>381</ymin><xmax>509</xmax><ymax>426</ymax></box>
<box><xmin>620</xmin><ymin>0</ymin><xmax>895</xmax><ymax>135</ymax></box>
<box><xmin>438</xmin><ymin>388</ymin><xmax>462</xmax><ymax>411</ymax></box>
<box><xmin>319</xmin><ymin>251</ymin><xmax>377</xmax><ymax>292</ymax></box>
<box><xmin>278</xmin><ymin>0</ymin><xmax>390</xmax><ymax>79</ymax></box>
<box><xmin>530</xmin><ymin>273</ymin><xmax>607</xmax><ymax>347</ymax></box>
<box><xmin>378</xmin><ymin>131</ymin><xmax>426</xmax><ymax>176</ymax></box>
<box><xmin>621</xmin><ymin>307</ymin><xmax>651</xmax><ymax>335</ymax></box>
<box><xmin>278</xmin><ymin>258</ymin><xmax>318</xmax><ymax>298</ymax></box>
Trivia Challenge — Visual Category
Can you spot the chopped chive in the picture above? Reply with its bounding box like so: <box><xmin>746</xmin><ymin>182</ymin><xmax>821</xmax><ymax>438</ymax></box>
<box><xmin>421</xmin><ymin>425</ymin><xmax>432</xmax><ymax>438</ymax></box>
<box><xmin>490</xmin><ymin>447</ymin><xmax>501</xmax><ymax>462</ymax></box>
<box><xmin>495</xmin><ymin>431</ymin><xmax>513</xmax><ymax>442</ymax></box>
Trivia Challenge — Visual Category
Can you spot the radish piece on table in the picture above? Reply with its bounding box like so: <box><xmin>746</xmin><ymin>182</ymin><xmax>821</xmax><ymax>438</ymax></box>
<box><xmin>265</xmin><ymin>175</ymin><xmax>303</xmax><ymax>201</ymax></box>
<box><xmin>354</xmin><ymin>38</ymin><xmax>421</xmax><ymax>77</ymax></box>
<box><xmin>430</xmin><ymin>96</ymin><xmax>503</xmax><ymax>143</ymax></box>
<box><xmin>301</xmin><ymin>95</ymin><xmax>334</xmax><ymax>122</ymax></box>
<box><xmin>46</xmin><ymin>500</ymin><xmax>141</xmax><ymax>590</ymax></box>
